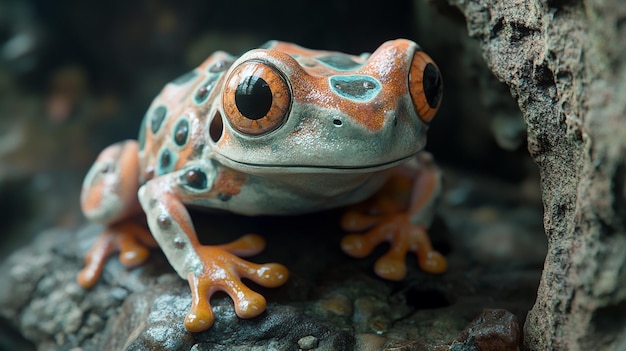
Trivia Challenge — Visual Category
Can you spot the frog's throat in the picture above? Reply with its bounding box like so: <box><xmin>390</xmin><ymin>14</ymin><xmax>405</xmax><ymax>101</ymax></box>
<box><xmin>215</xmin><ymin>152</ymin><xmax>415</xmax><ymax>174</ymax></box>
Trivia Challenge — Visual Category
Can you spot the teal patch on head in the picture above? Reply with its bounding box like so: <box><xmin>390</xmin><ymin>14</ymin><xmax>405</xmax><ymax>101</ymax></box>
<box><xmin>317</xmin><ymin>55</ymin><xmax>363</xmax><ymax>70</ymax></box>
<box><xmin>329</xmin><ymin>75</ymin><xmax>381</xmax><ymax>101</ymax></box>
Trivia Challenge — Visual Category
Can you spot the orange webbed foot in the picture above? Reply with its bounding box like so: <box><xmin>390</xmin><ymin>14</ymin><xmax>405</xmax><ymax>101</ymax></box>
<box><xmin>77</xmin><ymin>220</ymin><xmax>157</xmax><ymax>288</ymax></box>
<box><xmin>341</xmin><ymin>211</ymin><xmax>446</xmax><ymax>281</ymax></box>
<box><xmin>184</xmin><ymin>234</ymin><xmax>289</xmax><ymax>333</ymax></box>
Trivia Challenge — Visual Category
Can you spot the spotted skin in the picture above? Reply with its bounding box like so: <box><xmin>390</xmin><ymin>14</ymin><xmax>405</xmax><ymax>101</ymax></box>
<box><xmin>79</xmin><ymin>39</ymin><xmax>444</xmax><ymax>332</ymax></box>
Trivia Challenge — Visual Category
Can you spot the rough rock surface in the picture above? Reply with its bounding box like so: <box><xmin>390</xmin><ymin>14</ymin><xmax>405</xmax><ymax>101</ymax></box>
<box><xmin>0</xmin><ymin>186</ymin><xmax>541</xmax><ymax>350</ymax></box>
<box><xmin>444</xmin><ymin>0</ymin><xmax>626</xmax><ymax>350</ymax></box>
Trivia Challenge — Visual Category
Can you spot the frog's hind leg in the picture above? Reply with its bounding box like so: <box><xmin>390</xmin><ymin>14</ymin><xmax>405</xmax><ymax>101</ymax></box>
<box><xmin>340</xmin><ymin>152</ymin><xmax>447</xmax><ymax>281</ymax></box>
<box><xmin>78</xmin><ymin>140</ymin><xmax>157</xmax><ymax>288</ymax></box>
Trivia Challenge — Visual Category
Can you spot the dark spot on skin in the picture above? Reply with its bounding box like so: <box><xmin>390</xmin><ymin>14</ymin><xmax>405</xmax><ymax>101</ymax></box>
<box><xmin>157</xmin><ymin>214</ymin><xmax>172</xmax><ymax>229</ymax></box>
<box><xmin>423</xmin><ymin>63</ymin><xmax>442</xmax><ymax>108</ymax></box>
<box><xmin>194</xmin><ymin>75</ymin><xmax>219</xmax><ymax>104</ymax></box>
<box><xmin>174</xmin><ymin>119</ymin><xmax>189</xmax><ymax>146</ymax></box>
<box><xmin>100</xmin><ymin>163</ymin><xmax>114</xmax><ymax>174</ymax></box>
<box><xmin>160</xmin><ymin>149</ymin><xmax>172</xmax><ymax>170</ymax></box>
<box><xmin>195</xmin><ymin>86</ymin><xmax>209</xmax><ymax>103</ymax></box>
<box><xmin>317</xmin><ymin>54</ymin><xmax>363</xmax><ymax>70</ymax></box>
<box><xmin>182</xmin><ymin>168</ymin><xmax>208</xmax><ymax>190</ymax></box>
<box><xmin>218</xmin><ymin>193</ymin><xmax>232</xmax><ymax>201</ymax></box>
<box><xmin>174</xmin><ymin>239</ymin><xmax>186</xmax><ymax>249</ymax></box>
<box><xmin>235</xmin><ymin>76</ymin><xmax>272</xmax><ymax>120</ymax></box>
<box><xmin>151</xmin><ymin>106</ymin><xmax>167</xmax><ymax>134</ymax></box>
<box><xmin>209</xmin><ymin>60</ymin><xmax>232</xmax><ymax>73</ymax></box>
<box><xmin>171</xmin><ymin>70</ymin><xmax>198</xmax><ymax>85</ymax></box>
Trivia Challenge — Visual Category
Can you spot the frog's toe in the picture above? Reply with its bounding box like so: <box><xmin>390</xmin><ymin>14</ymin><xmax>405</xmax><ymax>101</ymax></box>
<box><xmin>340</xmin><ymin>210</ymin><xmax>380</xmax><ymax>231</ymax></box>
<box><xmin>215</xmin><ymin>233</ymin><xmax>266</xmax><ymax>257</ymax></box>
<box><xmin>340</xmin><ymin>233</ymin><xmax>379</xmax><ymax>258</ymax></box>
<box><xmin>374</xmin><ymin>252</ymin><xmax>407</xmax><ymax>281</ymax></box>
<box><xmin>417</xmin><ymin>247</ymin><xmax>447</xmax><ymax>274</ymax></box>
<box><xmin>184</xmin><ymin>245</ymin><xmax>289</xmax><ymax>332</ymax></box>
<box><xmin>77</xmin><ymin>221</ymin><xmax>156</xmax><ymax>288</ymax></box>
<box><xmin>341</xmin><ymin>213</ymin><xmax>447</xmax><ymax>280</ymax></box>
<box><xmin>185</xmin><ymin>273</ymin><xmax>216</xmax><ymax>332</ymax></box>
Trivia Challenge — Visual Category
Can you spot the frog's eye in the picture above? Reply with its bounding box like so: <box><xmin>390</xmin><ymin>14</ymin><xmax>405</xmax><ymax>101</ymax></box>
<box><xmin>223</xmin><ymin>61</ymin><xmax>291</xmax><ymax>135</ymax></box>
<box><xmin>408</xmin><ymin>51</ymin><xmax>443</xmax><ymax>123</ymax></box>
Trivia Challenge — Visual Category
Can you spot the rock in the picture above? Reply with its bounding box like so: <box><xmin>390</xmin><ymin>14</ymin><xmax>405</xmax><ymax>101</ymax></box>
<box><xmin>298</xmin><ymin>335</ymin><xmax>320</xmax><ymax>350</ymax></box>
<box><xmin>0</xmin><ymin>204</ymin><xmax>537</xmax><ymax>350</ymax></box>
<box><xmin>450</xmin><ymin>309</ymin><xmax>520</xmax><ymax>351</ymax></box>
<box><xmin>444</xmin><ymin>0</ymin><xmax>626</xmax><ymax>349</ymax></box>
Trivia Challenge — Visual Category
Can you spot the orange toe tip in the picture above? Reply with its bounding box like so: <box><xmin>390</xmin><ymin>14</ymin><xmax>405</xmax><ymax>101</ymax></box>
<box><xmin>340</xmin><ymin>234</ymin><xmax>369</xmax><ymax>258</ymax></box>
<box><xmin>223</xmin><ymin>234</ymin><xmax>266</xmax><ymax>256</ymax></box>
<box><xmin>257</xmin><ymin>263</ymin><xmax>289</xmax><ymax>287</ymax></box>
<box><xmin>340</xmin><ymin>211</ymin><xmax>377</xmax><ymax>231</ymax></box>
<box><xmin>77</xmin><ymin>269</ymin><xmax>98</xmax><ymax>289</ymax></box>
<box><xmin>235</xmin><ymin>299</ymin><xmax>267</xmax><ymax>319</ymax></box>
<box><xmin>119</xmin><ymin>249</ymin><xmax>149</xmax><ymax>267</ymax></box>
<box><xmin>239</xmin><ymin>233</ymin><xmax>266</xmax><ymax>246</ymax></box>
<box><xmin>374</xmin><ymin>257</ymin><xmax>406</xmax><ymax>281</ymax></box>
<box><xmin>185</xmin><ymin>311</ymin><xmax>215</xmax><ymax>333</ymax></box>
<box><xmin>419</xmin><ymin>253</ymin><xmax>448</xmax><ymax>274</ymax></box>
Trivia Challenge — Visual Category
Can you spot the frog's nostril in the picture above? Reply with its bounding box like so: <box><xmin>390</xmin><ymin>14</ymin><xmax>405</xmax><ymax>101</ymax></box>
<box><xmin>210</xmin><ymin>111</ymin><xmax>223</xmax><ymax>143</ymax></box>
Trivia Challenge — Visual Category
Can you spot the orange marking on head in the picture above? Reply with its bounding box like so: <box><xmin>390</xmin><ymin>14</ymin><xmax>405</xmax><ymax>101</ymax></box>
<box><xmin>213</xmin><ymin>169</ymin><xmax>247</xmax><ymax>196</ymax></box>
<box><xmin>266</xmin><ymin>40</ymin><xmax>414</xmax><ymax>132</ymax></box>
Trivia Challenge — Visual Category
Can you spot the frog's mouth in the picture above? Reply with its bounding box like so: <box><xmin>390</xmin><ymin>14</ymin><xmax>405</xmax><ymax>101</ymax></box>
<box><xmin>216</xmin><ymin>153</ymin><xmax>415</xmax><ymax>174</ymax></box>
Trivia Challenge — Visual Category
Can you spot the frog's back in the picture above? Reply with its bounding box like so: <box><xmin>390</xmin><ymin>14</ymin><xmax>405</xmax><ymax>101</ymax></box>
<box><xmin>136</xmin><ymin>51</ymin><xmax>235</xmax><ymax>184</ymax></box>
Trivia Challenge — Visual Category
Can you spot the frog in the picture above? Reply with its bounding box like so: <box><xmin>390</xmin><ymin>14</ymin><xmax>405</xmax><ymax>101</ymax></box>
<box><xmin>78</xmin><ymin>39</ymin><xmax>445</xmax><ymax>333</ymax></box>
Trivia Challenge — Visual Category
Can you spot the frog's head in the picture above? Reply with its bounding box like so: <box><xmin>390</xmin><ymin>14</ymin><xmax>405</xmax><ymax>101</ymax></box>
<box><xmin>209</xmin><ymin>39</ymin><xmax>442</xmax><ymax>174</ymax></box>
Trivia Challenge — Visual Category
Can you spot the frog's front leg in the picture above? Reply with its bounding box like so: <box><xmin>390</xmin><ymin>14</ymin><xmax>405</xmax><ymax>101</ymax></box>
<box><xmin>340</xmin><ymin>152</ymin><xmax>447</xmax><ymax>281</ymax></box>
<box><xmin>78</xmin><ymin>140</ymin><xmax>157</xmax><ymax>288</ymax></box>
<box><xmin>138</xmin><ymin>164</ymin><xmax>289</xmax><ymax>332</ymax></box>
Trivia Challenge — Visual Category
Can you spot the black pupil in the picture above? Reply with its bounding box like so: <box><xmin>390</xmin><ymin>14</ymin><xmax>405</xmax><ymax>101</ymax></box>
<box><xmin>423</xmin><ymin>63</ymin><xmax>442</xmax><ymax>108</ymax></box>
<box><xmin>235</xmin><ymin>76</ymin><xmax>272</xmax><ymax>120</ymax></box>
